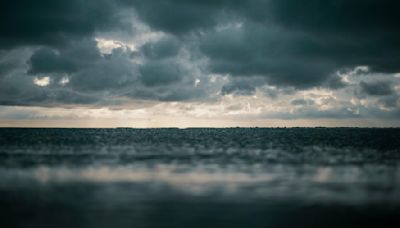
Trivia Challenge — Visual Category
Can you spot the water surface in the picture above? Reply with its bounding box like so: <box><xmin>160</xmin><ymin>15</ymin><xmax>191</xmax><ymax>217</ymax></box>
<box><xmin>1</xmin><ymin>128</ymin><xmax>400</xmax><ymax>227</ymax></box>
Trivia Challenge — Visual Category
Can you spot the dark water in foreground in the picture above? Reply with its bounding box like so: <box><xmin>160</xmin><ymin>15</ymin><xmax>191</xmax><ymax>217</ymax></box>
<box><xmin>1</xmin><ymin>128</ymin><xmax>400</xmax><ymax>228</ymax></box>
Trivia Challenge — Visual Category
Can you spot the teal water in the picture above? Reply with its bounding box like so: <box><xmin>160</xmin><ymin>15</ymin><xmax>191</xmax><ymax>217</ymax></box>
<box><xmin>1</xmin><ymin>128</ymin><xmax>400</xmax><ymax>227</ymax></box>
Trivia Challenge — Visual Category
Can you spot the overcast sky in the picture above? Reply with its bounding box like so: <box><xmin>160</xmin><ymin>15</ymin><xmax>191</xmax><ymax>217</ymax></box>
<box><xmin>1</xmin><ymin>0</ymin><xmax>400</xmax><ymax>127</ymax></box>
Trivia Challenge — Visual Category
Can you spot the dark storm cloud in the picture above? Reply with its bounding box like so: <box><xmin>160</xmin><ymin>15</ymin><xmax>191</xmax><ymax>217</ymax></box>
<box><xmin>198</xmin><ymin>23</ymin><xmax>339</xmax><ymax>88</ymax></box>
<box><xmin>221</xmin><ymin>82</ymin><xmax>256</xmax><ymax>96</ymax></box>
<box><xmin>128</xmin><ymin>0</ymin><xmax>400</xmax><ymax>88</ymax></box>
<box><xmin>265</xmin><ymin>0</ymin><xmax>400</xmax><ymax>74</ymax></box>
<box><xmin>0</xmin><ymin>52</ymin><xmax>21</xmax><ymax>77</ymax></box>
<box><xmin>139</xmin><ymin>60</ymin><xmax>184</xmax><ymax>87</ymax></box>
<box><xmin>127</xmin><ymin>0</ymin><xmax>229</xmax><ymax>35</ymax></box>
<box><xmin>0</xmin><ymin>0</ymin><xmax>130</xmax><ymax>48</ymax></box>
<box><xmin>325</xmin><ymin>75</ymin><xmax>348</xmax><ymax>89</ymax></box>
<box><xmin>379</xmin><ymin>95</ymin><xmax>400</xmax><ymax>109</ymax></box>
<box><xmin>221</xmin><ymin>77</ymin><xmax>266</xmax><ymax>96</ymax></box>
<box><xmin>69</xmin><ymin>47</ymin><xmax>138</xmax><ymax>91</ymax></box>
<box><xmin>360</xmin><ymin>81</ymin><xmax>393</xmax><ymax>96</ymax></box>
<box><xmin>0</xmin><ymin>37</ymin><xmax>212</xmax><ymax>106</ymax></box>
<box><xmin>28</xmin><ymin>39</ymin><xmax>101</xmax><ymax>75</ymax></box>
<box><xmin>0</xmin><ymin>70</ymin><xmax>99</xmax><ymax>107</ymax></box>
<box><xmin>140</xmin><ymin>37</ymin><xmax>180</xmax><ymax>60</ymax></box>
<box><xmin>0</xmin><ymin>0</ymin><xmax>400</xmax><ymax>121</ymax></box>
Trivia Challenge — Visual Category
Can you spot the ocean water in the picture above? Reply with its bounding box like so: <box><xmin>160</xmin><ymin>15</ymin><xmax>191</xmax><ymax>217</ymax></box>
<box><xmin>0</xmin><ymin>128</ymin><xmax>400</xmax><ymax>228</ymax></box>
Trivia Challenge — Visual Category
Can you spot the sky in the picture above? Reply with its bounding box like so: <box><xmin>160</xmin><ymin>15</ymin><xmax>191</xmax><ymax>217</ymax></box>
<box><xmin>1</xmin><ymin>0</ymin><xmax>400</xmax><ymax>128</ymax></box>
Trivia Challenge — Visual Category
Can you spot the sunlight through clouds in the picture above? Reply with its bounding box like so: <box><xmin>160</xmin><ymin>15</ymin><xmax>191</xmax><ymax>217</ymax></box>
<box><xmin>33</xmin><ymin>76</ymin><xmax>50</xmax><ymax>87</ymax></box>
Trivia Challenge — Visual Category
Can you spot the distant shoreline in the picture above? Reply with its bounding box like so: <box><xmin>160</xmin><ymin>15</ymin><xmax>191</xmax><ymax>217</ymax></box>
<box><xmin>0</xmin><ymin>127</ymin><xmax>399</xmax><ymax>129</ymax></box>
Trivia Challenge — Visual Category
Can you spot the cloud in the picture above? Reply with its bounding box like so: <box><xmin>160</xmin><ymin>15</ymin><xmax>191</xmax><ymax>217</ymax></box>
<box><xmin>291</xmin><ymin>99</ymin><xmax>314</xmax><ymax>106</ymax></box>
<box><xmin>0</xmin><ymin>0</ymin><xmax>400</xmax><ymax>122</ymax></box>
<box><xmin>198</xmin><ymin>22</ymin><xmax>339</xmax><ymax>88</ymax></box>
<box><xmin>139</xmin><ymin>60</ymin><xmax>183</xmax><ymax>87</ymax></box>
<box><xmin>69</xmin><ymin>46</ymin><xmax>138</xmax><ymax>92</ymax></box>
<box><xmin>140</xmin><ymin>36</ymin><xmax>180</xmax><ymax>59</ymax></box>
<box><xmin>0</xmin><ymin>0</ymin><xmax>131</xmax><ymax>48</ymax></box>
<box><xmin>128</xmin><ymin>0</ymin><xmax>400</xmax><ymax>88</ymax></box>
<box><xmin>0</xmin><ymin>35</ymin><xmax>219</xmax><ymax>106</ymax></box>
<box><xmin>28</xmin><ymin>39</ymin><xmax>101</xmax><ymax>75</ymax></box>
<box><xmin>360</xmin><ymin>80</ymin><xmax>393</xmax><ymax>96</ymax></box>
<box><xmin>127</xmin><ymin>0</ymin><xmax>226</xmax><ymax>35</ymax></box>
<box><xmin>378</xmin><ymin>95</ymin><xmax>400</xmax><ymax>109</ymax></box>
<box><xmin>0</xmin><ymin>70</ymin><xmax>99</xmax><ymax>107</ymax></box>
<box><xmin>221</xmin><ymin>77</ymin><xmax>260</xmax><ymax>96</ymax></box>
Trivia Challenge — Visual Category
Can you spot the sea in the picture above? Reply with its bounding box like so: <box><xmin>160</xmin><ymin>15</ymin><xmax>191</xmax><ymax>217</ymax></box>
<box><xmin>0</xmin><ymin>128</ymin><xmax>399</xmax><ymax>228</ymax></box>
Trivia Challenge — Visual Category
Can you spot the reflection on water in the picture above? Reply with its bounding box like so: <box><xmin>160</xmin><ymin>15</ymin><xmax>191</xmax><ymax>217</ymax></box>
<box><xmin>1</xmin><ymin>128</ymin><xmax>400</xmax><ymax>227</ymax></box>
<box><xmin>1</xmin><ymin>164</ymin><xmax>400</xmax><ymax>204</ymax></box>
